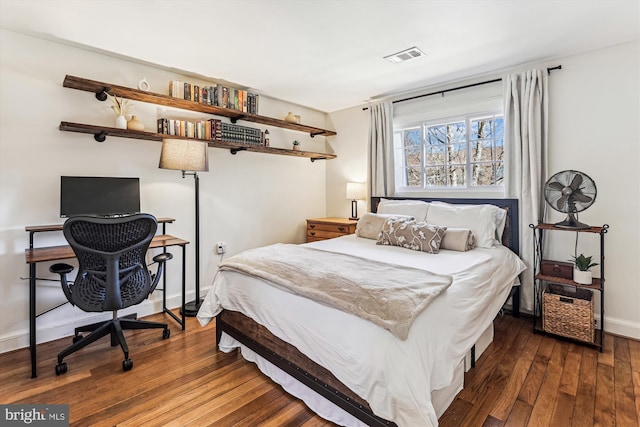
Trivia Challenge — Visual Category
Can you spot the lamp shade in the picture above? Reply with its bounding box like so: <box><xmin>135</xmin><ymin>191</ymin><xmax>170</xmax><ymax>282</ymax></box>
<box><xmin>159</xmin><ymin>139</ymin><xmax>209</xmax><ymax>172</ymax></box>
<box><xmin>346</xmin><ymin>182</ymin><xmax>366</xmax><ymax>200</ymax></box>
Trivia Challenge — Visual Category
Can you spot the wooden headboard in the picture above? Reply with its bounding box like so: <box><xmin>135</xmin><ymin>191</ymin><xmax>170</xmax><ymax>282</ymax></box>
<box><xmin>371</xmin><ymin>196</ymin><xmax>520</xmax><ymax>255</ymax></box>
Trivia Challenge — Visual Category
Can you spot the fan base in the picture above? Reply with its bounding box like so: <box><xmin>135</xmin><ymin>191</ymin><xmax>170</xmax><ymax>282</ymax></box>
<box><xmin>555</xmin><ymin>215</ymin><xmax>591</xmax><ymax>230</ymax></box>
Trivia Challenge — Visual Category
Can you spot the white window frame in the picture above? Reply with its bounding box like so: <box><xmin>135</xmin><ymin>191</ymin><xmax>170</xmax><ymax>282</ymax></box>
<box><xmin>393</xmin><ymin>110</ymin><xmax>504</xmax><ymax>193</ymax></box>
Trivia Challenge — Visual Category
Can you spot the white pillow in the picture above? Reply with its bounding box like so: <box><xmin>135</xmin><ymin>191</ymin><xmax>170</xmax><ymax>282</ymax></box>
<box><xmin>376</xmin><ymin>199</ymin><xmax>430</xmax><ymax>222</ymax></box>
<box><xmin>355</xmin><ymin>213</ymin><xmax>414</xmax><ymax>240</ymax></box>
<box><xmin>426</xmin><ymin>203</ymin><xmax>499</xmax><ymax>248</ymax></box>
<box><xmin>431</xmin><ymin>201</ymin><xmax>507</xmax><ymax>246</ymax></box>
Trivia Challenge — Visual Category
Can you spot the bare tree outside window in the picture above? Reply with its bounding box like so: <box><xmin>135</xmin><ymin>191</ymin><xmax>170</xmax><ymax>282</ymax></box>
<box><xmin>394</xmin><ymin>113</ymin><xmax>503</xmax><ymax>190</ymax></box>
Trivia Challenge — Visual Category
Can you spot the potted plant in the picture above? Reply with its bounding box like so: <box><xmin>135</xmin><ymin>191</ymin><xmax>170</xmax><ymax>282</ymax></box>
<box><xmin>569</xmin><ymin>253</ymin><xmax>598</xmax><ymax>285</ymax></box>
<box><xmin>292</xmin><ymin>140</ymin><xmax>301</xmax><ymax>151</ymax></box>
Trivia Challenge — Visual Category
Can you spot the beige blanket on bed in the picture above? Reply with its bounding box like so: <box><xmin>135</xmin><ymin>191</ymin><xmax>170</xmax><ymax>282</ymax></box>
<box><xmin>218</xmin><ymin>244</ymin><xmax>453</xmax><ymax>339</ymax></box>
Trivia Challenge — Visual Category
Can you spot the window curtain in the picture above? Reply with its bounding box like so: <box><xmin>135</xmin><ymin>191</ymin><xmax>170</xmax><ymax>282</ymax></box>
<box><xmin>368</xmin><ymin>101</ymin><xmax>395</xmax><ymax>197</ymax></box>
<box><xmin>503</xmin><ymin>69</ymin><xmax>548</xmax><ymax>313</ymax></box>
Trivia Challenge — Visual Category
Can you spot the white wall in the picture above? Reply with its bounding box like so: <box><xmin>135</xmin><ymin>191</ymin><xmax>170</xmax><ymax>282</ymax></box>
<box><xmin>327</xmin><ymin>40</ymin><xmax>640</xmax><ymax>339</ymax></box>
<box><xmin>0</xmin><ymin>29</ymin><xmax>330</xmax><ymax>352</ymax></box>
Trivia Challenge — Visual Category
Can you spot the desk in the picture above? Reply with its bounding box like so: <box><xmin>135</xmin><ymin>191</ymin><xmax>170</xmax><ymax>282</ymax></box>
<box><xmin>25</xmin><ymin>218</ymin><xmax>189</xmax><ymax>378</ymax></box>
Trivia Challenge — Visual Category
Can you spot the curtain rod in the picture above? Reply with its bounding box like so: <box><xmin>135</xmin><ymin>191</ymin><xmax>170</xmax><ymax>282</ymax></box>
<box><xmin>363</xmin><ymin>65</ymin><xmax>561</xmax><ymax>110</ymax></box>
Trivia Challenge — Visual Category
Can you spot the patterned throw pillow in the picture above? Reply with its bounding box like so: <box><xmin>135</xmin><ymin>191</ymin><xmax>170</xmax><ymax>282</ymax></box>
<box><xmin>376</xmin><ymin>218</ymin><xmax>447</xmax><ymax>254</ymax></box>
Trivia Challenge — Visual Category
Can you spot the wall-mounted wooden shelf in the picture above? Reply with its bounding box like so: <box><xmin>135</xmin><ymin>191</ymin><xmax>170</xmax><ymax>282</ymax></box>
<box><xmin>59</xmin><ymin>122</ymin><xmax>336</xmax><ymax>162</ymax></box>
<box><xmin>63</xmin><ymin>75</ymin><xmax>337</xmax><ymax>137</ymax></box>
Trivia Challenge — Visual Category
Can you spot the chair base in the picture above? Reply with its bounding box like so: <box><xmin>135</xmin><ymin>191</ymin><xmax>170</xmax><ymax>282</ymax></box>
<box><xmin>55</xmin><ymin>313</ymin><xmax>169</xmax><ymax>375</ymax></box>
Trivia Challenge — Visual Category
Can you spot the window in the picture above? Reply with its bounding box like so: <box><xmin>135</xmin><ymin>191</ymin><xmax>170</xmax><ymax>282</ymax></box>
<box><xmin>394</xmin><ymin>112</ymin><xmax>504</xmax><ymax>190</ymax></box>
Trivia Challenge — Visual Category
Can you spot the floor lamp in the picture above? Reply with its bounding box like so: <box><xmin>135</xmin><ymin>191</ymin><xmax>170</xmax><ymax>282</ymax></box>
<box><xmin>159</xmin><ymin>138</ymin><xmax>209</xmax><ymax>317</ymax></box>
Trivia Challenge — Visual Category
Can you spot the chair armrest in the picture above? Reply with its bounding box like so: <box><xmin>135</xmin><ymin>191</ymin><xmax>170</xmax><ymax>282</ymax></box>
<box><xmin>149</xmin><ymin>252</ymin><xmax>173</xmax><ymax>294</ymax></box>
<box><xmin>50</xmin><ymin>263</ymin><xmax>75</xmax><ymax>304</ymax></box>
<box><xmin>50</xmin><ymin>263</ymin><xmax>74</xmax><ymax>275</ymax></box>
<box><xmin>153</xmin><ymin>253</ymin><xmax>173</xmax><ymax>263</ymax></box>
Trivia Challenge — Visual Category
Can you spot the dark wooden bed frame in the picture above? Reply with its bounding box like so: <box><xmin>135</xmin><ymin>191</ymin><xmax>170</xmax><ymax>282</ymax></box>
<box><xmin>216</xmin><ymin>197</ymin><xmax>521</xmax><ymax>427</ymax></box>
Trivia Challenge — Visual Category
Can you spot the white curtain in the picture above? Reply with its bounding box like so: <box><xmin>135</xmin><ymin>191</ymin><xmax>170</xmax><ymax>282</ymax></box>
<box><xmin>368</xmin><ymin>102</ymin><xmax>395</xmax><ymax>197</ymax></box>
<box><xmin>504</xmin><ymin>69</ymin><xmax>548</xmax><ymax>312</ymax></box>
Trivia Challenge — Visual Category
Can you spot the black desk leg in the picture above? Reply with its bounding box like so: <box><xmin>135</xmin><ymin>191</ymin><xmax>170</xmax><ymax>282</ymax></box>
<box><xmin>181</xmin><ymin>244</ymin><xmax>186</xmax><ymax>330</ymax></box>
<box><xmin>29</xmin><ymin>263</ymin><xmax>37</xmax><ymax>378</ymax></box>
<box><xmin>161</xmin><ymin>245</ymin><xmax>187</xmax><ymax>331</ymax></box>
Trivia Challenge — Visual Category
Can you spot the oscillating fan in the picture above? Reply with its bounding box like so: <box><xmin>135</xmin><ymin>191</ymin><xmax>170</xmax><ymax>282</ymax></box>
<box><xmin>544</xmin><ymin>170</ymin><xmax>597</xmax><ymax>229</ymax></box>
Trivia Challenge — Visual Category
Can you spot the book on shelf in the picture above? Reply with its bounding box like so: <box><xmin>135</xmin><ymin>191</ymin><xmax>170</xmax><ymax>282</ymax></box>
<box><xmin>167</xmin><ymin>80</ymin><xmax>259</xmax><ymax>114</ymax></box>
<box><xmin>221</xmin><ymin>87</ymin><xmax>229</xmax><ymax>109</ymax></box>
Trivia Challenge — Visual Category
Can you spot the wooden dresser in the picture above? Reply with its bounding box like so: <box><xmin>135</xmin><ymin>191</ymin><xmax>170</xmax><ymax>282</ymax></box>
<box><xmin>306</xmin><ymin>217</ymin><xmax>358</xmax><ymax>242</ymax></box>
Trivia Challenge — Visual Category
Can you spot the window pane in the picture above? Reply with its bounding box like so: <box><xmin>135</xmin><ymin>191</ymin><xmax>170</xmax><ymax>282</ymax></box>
<box><xmin>448</xmin><ymin>122</ymin><xmax>466</xmax><ymax>143</ymax></box>
<box><xmin>405</xmin><ymin>167</ymin><xmax>422</xmax><ymax>187</ymax></box>
<box><xmin>404</xmin><ymin>146</ymin><xmax>422</xmax><ymax>167</ymax></box>
<box><xmin>472</xmin><ymin>118</ymin><xmax>497</xmax><ymax>140</ymax></box>
<box><xmin>426</xmin><ymin>125</ymin><xmax>446</xmax><ymax>145</ymax></box>
<box><xmin>403</xmin><ymin>128</ymin><xmax>421</xmax><ymax>148</ymax></box>
<box><xmin>448</xmin><ymin>166</ymin><xmax>466</xmax><ymax>186</ymax></box>
<box><xmin>448</xmin><ymin>143</ymin><xmax>467</xmax><ymax>164</ymax></box>
<box><xmin>496</xmin><ymin>139</ymin><xmax>504</xmax><ymax>161</ymax></box>
<box><xmin>472</xmin><ymin>163</ymin><xmax>496</xmax><ymax>186</ymax></box>
<box><xmin>471</xmin><ymin>140</ymin><xmax>494</xmax><ymax>162</ymax></box>
<box><xmin>495</xmin><ymin>117</ymin><xmax>504</xmax><ymax>139</ymax></box>
<box><xmin>426</xmin><ymin>166</ymin><xmax>446</xmax><ymax>186</ymax></box>
<box><xmin>495</xmin><ymin>162</ymin><xmax>504</xmax><ymax>184</ymax></box>
<box><xmin>426</xmin><ymin>145</ymin><xmax>445</xmax><ymax>163</ymax></box>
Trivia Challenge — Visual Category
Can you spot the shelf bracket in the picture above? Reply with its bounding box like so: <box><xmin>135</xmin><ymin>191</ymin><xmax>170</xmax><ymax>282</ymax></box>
<box><xmin>310</xmin><ymin>157</ymin><xmax>327</xmax><ymax>163</ymax></box>
<box><xmin>95</xmin><ymin>86</ymin><xmax>111</xmax><ymax>101</ymax></box>
<box><xmin>94</xmin><ymin>131</ymin><xmax>107</xmax><ymax>142</ymax></box>
<box><xmin>230</xmin><ymin>147</ymin><xmax>248</xmax><ymax>155</ymax></box>
<box><xmin>310</xmin><ymin>131</ymin><xmax>325</xmax><ymax>138</ymax></box>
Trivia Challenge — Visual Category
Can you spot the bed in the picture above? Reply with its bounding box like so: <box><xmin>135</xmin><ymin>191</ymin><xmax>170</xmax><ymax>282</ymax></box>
<box><xmin>197</xmin><ymin>197</ymin><xmax>525</xmax><ymax>426</ymax></box>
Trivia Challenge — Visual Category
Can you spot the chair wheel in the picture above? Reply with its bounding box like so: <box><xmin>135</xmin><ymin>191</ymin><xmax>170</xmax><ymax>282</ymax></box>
<box><xmin>73</xmin><ymin>334</ymin><xmax>83</xmax><ymax>343</ymax></box>
<box><xmin>123</xmin><ymin>358</ymin><xmax>133</xmax><ymax>371</ymax></box>
<box><xmin>163</xmin><ymin>329</ymin><xmax>170</xmax><ymax>339</ymax></box>
<box><xmin>55</xmin><ymin>362</ymin><xmax>67</xmax><ymax>376</ymax></box>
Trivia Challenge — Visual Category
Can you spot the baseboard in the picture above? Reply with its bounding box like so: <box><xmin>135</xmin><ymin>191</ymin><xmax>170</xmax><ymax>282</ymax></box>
<box><xmin>603</xmin><ymin>315</ymin><xmax>640</xmax><ymax>340</ymax></box>
<box><xmin>505</xmin><ymin>308</ymin><xmax>639</xmax><ymax>341</ymax></box>
<box><xmin>0</xmin><ymin>291</ymin><xmax>194</xmax><ymax>354</ymax></box>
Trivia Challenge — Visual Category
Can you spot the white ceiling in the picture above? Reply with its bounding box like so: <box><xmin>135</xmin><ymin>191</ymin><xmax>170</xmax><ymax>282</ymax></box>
<box><xmin>1</xmin><ymin>0</ymin><xmax>638</xmax><ymax>112</ymax></box>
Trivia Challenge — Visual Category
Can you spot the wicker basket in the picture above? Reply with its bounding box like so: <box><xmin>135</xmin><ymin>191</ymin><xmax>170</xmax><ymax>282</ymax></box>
<box><xmin>543</xmin><ymin>284</ymin><xmax>594</xmax><ymax>343</ymax></box>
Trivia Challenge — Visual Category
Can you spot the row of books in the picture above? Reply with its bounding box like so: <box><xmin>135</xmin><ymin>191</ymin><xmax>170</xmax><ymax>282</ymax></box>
<box><xmin>157</xmin><ymin>118</ymin><xmax>263</xmax><ymax>145</ymax></box>
<box><xmin>168</xmin><ymin>80</ymin><xmax>259</xmax><ymax>114</ymax></box>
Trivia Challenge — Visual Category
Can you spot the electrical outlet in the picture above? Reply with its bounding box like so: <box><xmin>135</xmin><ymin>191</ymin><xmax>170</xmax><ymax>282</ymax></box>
<box><xmin>216</xmin><ymin>242</ymin><xmax>226</xmax><ymax>254</ymax></box>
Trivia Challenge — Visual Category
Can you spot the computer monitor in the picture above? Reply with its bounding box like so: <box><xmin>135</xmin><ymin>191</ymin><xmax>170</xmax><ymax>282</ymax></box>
<box><xmin>60</xmin><ymin>176</ymin><xmax>141</xmax><ymax>218</ymax></box>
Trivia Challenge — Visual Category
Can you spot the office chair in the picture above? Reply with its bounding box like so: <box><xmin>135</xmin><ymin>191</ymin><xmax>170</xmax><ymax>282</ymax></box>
<box><xmin>50</xmin><ymin>214</ymin><xmax>173</xmax><ymax>375</ymax></box>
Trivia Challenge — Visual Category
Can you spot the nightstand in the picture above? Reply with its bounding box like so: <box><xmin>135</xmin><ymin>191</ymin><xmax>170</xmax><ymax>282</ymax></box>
<box><xmin>306</xmin><ymin>217</ymin><xmax>358</xmax><ymax>243</ymax></box>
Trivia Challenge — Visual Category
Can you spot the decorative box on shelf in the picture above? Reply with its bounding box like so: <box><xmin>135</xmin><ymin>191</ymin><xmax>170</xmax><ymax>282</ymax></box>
<box><xmin>542</xmin><ymin>284</ymin><xmax>594</xmax><ymax>343</ymax></box>
<box><xmin>540</xmin><ymin>259</ymin><xmax>573</xmax><ymax>280</ymax></box>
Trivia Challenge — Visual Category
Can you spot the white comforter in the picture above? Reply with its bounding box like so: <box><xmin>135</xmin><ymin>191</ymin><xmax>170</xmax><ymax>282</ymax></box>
<box><xmin>198</xmin><ymin>235</ymin><xmax>526</xmax><ymax>427</ymax></box>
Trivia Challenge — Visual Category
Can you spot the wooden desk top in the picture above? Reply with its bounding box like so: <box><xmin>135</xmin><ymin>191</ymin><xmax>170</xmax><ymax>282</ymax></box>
<box><xmin>25</xmin><ymin>234</ymin><xmax>189</xmax><ymax>264</ymax></box>
<box><xmin>25</xmin><ymin>218</ymin><xmax>175</xmax><ymax>233</ymax></box>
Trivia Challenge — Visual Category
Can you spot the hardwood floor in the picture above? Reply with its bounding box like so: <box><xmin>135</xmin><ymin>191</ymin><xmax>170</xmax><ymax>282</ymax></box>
<box><xmin>1</xmin><ymin>311</ymin><xmax>638</xmax><ymax>426</ymax></box>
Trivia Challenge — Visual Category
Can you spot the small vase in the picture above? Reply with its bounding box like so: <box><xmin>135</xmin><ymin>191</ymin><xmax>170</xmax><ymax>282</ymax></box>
<box><xmin>573</xmin><ymin>268</ymin><xmax>592</xmax><ymax>285</ymax></box>
<box><xmin>115</xmin><ymin>115</ymin><xmax>127</xmax><ymax>129</ymax></box>
<box><xmin>284</xmin><ymin>112</ymin><xmax>297</xmax><ymax>123</ymax></box>
<box><xmin>292</xmin><ymin>145</ymin><xmax>300</xmax><ymax>151</ymax></box>
<box><xmin>127</xmin><ymin>115</ymin><xmax>145</xmax><ymax>131</ymax></box>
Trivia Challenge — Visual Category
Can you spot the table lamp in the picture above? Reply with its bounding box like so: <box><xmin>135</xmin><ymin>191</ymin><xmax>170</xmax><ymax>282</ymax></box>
<box><xmin>159</xmin><ymin>138</ymin><xmax>209</xmax><ymax>317</ymax></box>
<box><xmin>346</xmin><ymin>182</ymin><xmax>366</xmax><ymax>220</ymax></box>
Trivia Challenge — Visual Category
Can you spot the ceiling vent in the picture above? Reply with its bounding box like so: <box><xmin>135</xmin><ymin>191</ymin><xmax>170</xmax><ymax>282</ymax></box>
<box><xmin>384</xmin><ymin>46</ymin><xmax>426</xmax><ymax>64</ymax></box>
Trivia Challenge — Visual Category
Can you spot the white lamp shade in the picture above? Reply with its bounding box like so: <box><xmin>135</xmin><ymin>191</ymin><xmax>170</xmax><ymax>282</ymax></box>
<box><xmin>346</xmin><ymin>182</ymin><xmax>366</xmax><ymax>200</ymax></box>
<box><xmin>159</xmin><ymin>139</ymin><xmax>209</xmax><ymax>172</ymax></box>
